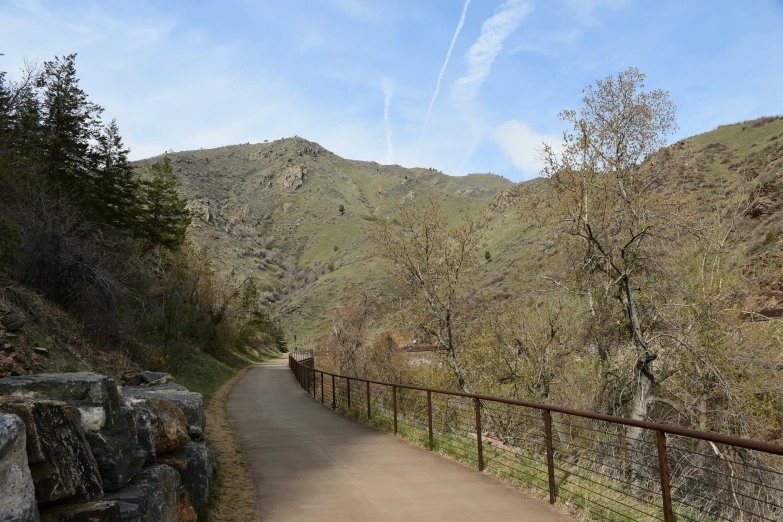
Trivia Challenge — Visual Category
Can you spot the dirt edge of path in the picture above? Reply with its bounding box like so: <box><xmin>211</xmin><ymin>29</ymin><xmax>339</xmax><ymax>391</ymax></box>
<box><xmin>203</xmin><ymin>365</ymin><xmax>259</xmax><ymax>522</ymax></box>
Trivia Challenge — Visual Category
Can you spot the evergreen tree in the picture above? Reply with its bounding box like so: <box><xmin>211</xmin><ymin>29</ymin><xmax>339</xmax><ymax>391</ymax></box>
<box><xmin>0</xmin><ymin>65</ymin><xmax>43</xmax><ymax>175</ymax></box>
<box><xmin>0</xmin><ymin>71</ymin><xmax>12</xmax><ymax>149</ymax></box>
<box><xmin>136</xmin><ymin>157</ymin><xmax>191</xmax><ymax>249</ymax></box>
<box><xmin>89</xmin><ymin>119</ymin><xmax>138</xmax><ymax>229</ymax></box>
<box><xmin>37</xmin><ymin>54</ymin><xmax>103</xmax><ymax>190</ymax></box>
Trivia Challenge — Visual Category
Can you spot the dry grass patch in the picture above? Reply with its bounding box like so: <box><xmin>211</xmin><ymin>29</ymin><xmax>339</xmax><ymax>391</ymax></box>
<box><xmin>202</xmin><ymin>366</ymin><xmax>259</xmax><ymax>522</ymax></box>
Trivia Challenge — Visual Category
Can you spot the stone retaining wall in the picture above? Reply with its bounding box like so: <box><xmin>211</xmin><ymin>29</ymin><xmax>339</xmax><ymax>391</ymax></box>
<box><xmin>0</xmin><ymin>371</ymin><xmax>215</xmax><ymax>522</ymax></box>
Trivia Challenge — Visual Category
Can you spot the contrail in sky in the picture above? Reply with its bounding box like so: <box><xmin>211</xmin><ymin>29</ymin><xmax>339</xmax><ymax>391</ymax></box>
<box><xmin>382</xmin><ymin>77</ymin><xmax>394</xmax><ymax>164</ymax></box>
<box><xmin>414</xmin><ymin>0</ymin><xmax>471</xmax><ymax>164</ymax></box>
<box><xmin>454</xmin><ymin>0</ymin><xmax>534</xmax><ymax>172</ymax></box>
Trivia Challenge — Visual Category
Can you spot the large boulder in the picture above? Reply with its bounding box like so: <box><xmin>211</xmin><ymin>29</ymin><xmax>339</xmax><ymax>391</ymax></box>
<box><xmin>103</xmin><ymin>464</ymin><xmax>180</xmax><ymax>522</ymax></box>
<box><xmin>123</xmin><ymin>384</ymin><xmax>205</xmax><ymax>439</ymax></box>
<box><xmin>0</xmin><ymin>373</ymin><xmax>148</xmax><ymax>491</ymax></box>
<box><xmin>0</xmin><ymin>397</ymin><xmax>102</xmax><ymax>504</ymax></box>
<box><xmin>156</xmin><ymin>440</ymin><xmax>215</xmax><ymax>514</ymax></box>
<box><xmin>39</xmin><ymin>501</ymin><xmax>120</xmax><ymax>522</ymax></box>
<box><xmin>0</xmin><ymin>413</ymin><xmax>39</xmax><ymax>522</ymax></box>
<box><xmin>127</xmin><ymin>397</ymin><xmax>189</xmax><ymax>454</ymax></box>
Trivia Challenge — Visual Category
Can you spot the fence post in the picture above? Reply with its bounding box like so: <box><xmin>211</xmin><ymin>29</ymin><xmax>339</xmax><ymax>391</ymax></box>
<box><xmin>474</xmin><ymin>398</ymin><xmax>484</xmax><ymax>471</ymax></box>
<box><xmin>393</xmin><ymin>385</ymin><xmax>398</xmax><ymax>435</ymax></box>
<box><xmin>543</xmin><ymin>409</ymin><xmax>556</xmax><ymax>505</ymax></box>
<box><xmin>366</xmin><ymin>380</ymin><xmax>371</xmax><ymax>419</ymax></box>
<box><xmin>332</xmin><ymin>374</ymin><xmax>336</xmax><ymax>410</ymax></box>
<box><xmin>427</xmin><ymin>391</ymin><xmax>433</xmax><ymax>451</ymax></box>
<box><xmin>320</xmin><ymin>372</ymin><xmax>324</xmax><ymax>404</ymax></box>
<box><xmin>656</xmin><ymin>430</ymin><xmax>674</xmax><ymax>522</ymax></box>
<box><xmin>347</xmin><ymin>377</ymin><xmax>351</xmax><ymax>410</ymax></box>
<box><xmin>311</xmin><ymin>368</ymin><xmax>316</xmax><ymax>398</ymax></box>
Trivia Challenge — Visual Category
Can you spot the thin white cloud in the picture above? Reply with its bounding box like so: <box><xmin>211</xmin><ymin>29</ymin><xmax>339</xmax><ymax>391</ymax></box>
<box><xmin>381</xmin><ymin>77</ymin><xmax>394</xmax><ymax>164</ymax></box>
<box><xmin>452</xmin><ymin>0</ymin><xmax>534</xmax><ymax>105</ymax></box>
<box><xmin>415</xmin><ymin>0</ymin><xmax>471</xmax><ymax>163</ymax></box>
<box><xmin>493</xmin><ymin>120</ymin><xmax>559</xmax><ymax>180</ymax></box>
<box><xmin>562</xmin><ymin>0</ymin><xmax>630</xmax><ymax>25</ymax></box>
<box><xmin>452</xmin><ymin>0</ymin><xmax>534</xmax><ymax>172</ymax></box>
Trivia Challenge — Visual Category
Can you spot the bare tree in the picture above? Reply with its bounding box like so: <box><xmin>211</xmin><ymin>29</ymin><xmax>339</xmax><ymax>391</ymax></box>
<box><xmin>372</xmin><ymin>196</ymin><xmax>486</xmax><ymax>392</ymax></box>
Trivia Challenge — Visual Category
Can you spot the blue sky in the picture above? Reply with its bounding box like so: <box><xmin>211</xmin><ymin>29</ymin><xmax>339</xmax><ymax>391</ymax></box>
<box><xmin>2</xmin><ymin>0</ymin><xmax>782</xmax><ymax>181</ymax></box>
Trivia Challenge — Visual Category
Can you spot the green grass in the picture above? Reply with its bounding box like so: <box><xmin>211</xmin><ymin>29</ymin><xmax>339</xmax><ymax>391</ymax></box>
<box><xmin>142</xmin><ymin>116</ymin><xmax>783</xmax><ymax>359</ymax></box>
<box><xmin>175</xmin><ymin>350</ymin><xmax>247</xmax><ymax>402</ymax></box>
<box><xmin>175</xmin><ymin>348</ymin><xmax>281</xmax><ymax>403</ymax></box>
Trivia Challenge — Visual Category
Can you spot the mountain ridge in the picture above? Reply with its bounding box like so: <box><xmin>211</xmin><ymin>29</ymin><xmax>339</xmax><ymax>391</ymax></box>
<box><xmin>134</xmin><ymin>117</ymin><xmax>783</xmax><ymax>344</ymax></box>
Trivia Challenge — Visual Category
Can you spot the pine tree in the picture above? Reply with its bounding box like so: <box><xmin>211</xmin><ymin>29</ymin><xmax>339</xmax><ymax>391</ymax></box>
<box><xmin>37</xmin><ymin>54</ymin><xmax>103</xmax><ymax>190</ymax></box>
<box><xmin>0</xmin><ymin>65</ymin><xmax>43</xmax><ymax>174</ymax></box>
<box><xmin>0</xmin><ymin>71</ymin><xmax>12</xmax><ymax>149</ymax></box>
<box><xmin>89</xmin><ymin>119</ymin><xmax>138</xmax><ymax>229</ymax></box>
<box><xmin>135</xmin><ymin>157</ymin><xmax>191</xmax><ymax>249</ymax></box>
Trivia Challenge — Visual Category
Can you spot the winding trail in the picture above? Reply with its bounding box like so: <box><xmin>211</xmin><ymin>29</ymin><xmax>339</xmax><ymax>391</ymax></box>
<box><xmin>228</xmin><ymin>358</ymin><xmax>573</xmax><ymax>521</ymax></box>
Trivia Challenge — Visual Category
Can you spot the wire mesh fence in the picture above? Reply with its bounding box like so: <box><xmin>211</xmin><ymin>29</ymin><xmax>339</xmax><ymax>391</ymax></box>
<box><xmin>288</xmin><ymin>352</ymin><xmax>783</xmax><ymax>522</ymax></box>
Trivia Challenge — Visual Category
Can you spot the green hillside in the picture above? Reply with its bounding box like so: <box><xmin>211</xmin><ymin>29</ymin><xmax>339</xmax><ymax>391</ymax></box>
<box><xmin>135</xmin><ymin>138</ymin><xmax>513</xmax><ymax>345</ymax></box>
<box><xmin>143</xmin><ymin>116</ymin><xmax>783</xmax><ymax>346</ymax></box>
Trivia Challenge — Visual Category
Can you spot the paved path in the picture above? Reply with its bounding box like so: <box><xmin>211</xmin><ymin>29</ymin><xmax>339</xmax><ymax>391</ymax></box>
<box><xmin>228</xmin><ymin>358</ymin><xmax>574</xmax><ymax>521</ymax></box>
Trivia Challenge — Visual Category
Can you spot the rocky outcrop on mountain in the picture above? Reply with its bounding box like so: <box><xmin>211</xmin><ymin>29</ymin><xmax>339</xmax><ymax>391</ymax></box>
<box><xmin>0</xmin><ymin>372</ymin><xmax>216</xmax><ymax>522</ymax></box>
<box><xmin>277</xmin><ymin>164</ymin><xmax>307</xmax><ymax>190</ymax></box>
<box><xmin>487</xmin><ymin>189</ymin><xmax>516</xmax><ymax>216</ymax></box>
<box><xmin>186</xmin><ymin>198</ymin><xmax>212</xmax><ymax>223</ymax></box>
<box><xmin>0</xmin><ymin>412</ymin><xmax>39</xmax><ymax>522</ymax></box>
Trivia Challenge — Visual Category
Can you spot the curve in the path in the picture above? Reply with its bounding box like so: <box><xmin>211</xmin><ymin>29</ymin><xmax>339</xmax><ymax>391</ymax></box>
<box><xmin>228</xmin><ymin>358</ymin><xmax>574</xmax><ymax>521</ymax></box>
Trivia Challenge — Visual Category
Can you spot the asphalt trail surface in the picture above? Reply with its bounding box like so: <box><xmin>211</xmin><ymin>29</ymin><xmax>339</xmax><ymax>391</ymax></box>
<box><xmin>228</xmin><ymin>358</ymin><xmax>574</xmax><ymax>521</ymax></box>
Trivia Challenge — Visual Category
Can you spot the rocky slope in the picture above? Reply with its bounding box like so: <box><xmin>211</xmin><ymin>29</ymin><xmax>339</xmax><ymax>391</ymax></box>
<box><xmin>137</xmin><ymin>117</ymin><xmax>783</xmax><ymax>345</ymax></box>
<box><xmin>134</xmin><ymin>137</ymin><xmax>512</xmax><ymax>344</ymax></box>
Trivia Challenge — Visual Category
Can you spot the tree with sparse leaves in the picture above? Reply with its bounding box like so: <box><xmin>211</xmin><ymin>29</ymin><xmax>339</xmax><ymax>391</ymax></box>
<box><xmin>540</xmin><ymin>67</ymin><xmax>686</xmax><ymax>483</ymax></box>
<box><xmin>372</xmin><ymin>196</ymin><xmax>486</xmax><ymax>391</ymax></box>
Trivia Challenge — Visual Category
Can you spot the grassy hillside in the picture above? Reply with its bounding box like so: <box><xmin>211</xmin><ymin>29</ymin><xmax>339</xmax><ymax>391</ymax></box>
<box><xmin>144</xmin><ymin>116</ymin><xmax>783</xmax><ymax>346</ymax></box>
<box><xmin>135</xmin><ymin>138</ymin><xmax>513</xmax><ymax>345</ymax></box>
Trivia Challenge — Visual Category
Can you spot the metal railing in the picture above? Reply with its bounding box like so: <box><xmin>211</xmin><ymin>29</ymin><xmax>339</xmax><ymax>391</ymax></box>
<box><xmin>288</xmin><ymin>351</ymin><xmax>783</xmax><ymax>522</ymax></box>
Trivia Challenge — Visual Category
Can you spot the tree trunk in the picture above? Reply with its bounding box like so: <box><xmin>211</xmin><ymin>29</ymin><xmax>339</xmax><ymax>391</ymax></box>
<box><xmin>626</xmin><ymin>359</ymin><xmax>654</xmax><ymax>488</ymax></box>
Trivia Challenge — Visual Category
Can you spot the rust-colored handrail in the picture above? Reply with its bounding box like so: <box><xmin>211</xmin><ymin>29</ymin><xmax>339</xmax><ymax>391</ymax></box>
<box><xmin>288</xmin><ymin>351</ymin><xmax>783</xmax><ymax>521</ymax></box>
<box><xmin>293</xmin><ymin>354</ymin><xmax>783</xmax><ymax>456</ymax></box>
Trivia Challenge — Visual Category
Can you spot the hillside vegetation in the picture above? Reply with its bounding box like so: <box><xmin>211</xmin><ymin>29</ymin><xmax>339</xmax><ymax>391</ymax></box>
<box><xmin>157</xmin><ymin>71</ymin><xmax>783</xmax><ymax>453</ymax></box>
<box><xmin>138</xmin><ymin>139</ymin><xmax>513</xmax><ymax>345</ymax></box>
<box><xmin>0</xmin><ymin>55</ymin><xmax>285</xmax><ymax>395</ymax></box>
<box><xmin>161</xmin><ymin>114</ymin><xmax>783</xmax><ymax>343</ymax></box>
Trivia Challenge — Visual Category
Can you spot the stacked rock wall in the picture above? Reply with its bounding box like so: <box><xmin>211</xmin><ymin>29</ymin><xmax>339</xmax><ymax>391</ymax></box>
<box><xmin>0</xmin><ymin>372</ymin><xmax>215</xmax><ymax>522</ymax></box>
